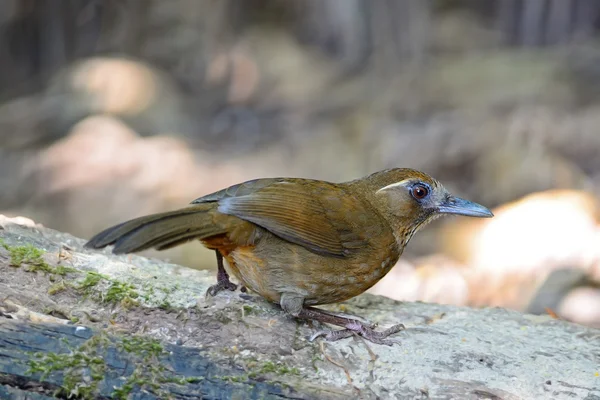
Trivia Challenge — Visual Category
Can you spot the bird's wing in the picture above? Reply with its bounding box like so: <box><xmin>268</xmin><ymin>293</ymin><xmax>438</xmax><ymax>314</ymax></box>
<box><xmin>192</xmin><ymin>178</ymin><xmax>369</xmax><ymax>257</ymax></box>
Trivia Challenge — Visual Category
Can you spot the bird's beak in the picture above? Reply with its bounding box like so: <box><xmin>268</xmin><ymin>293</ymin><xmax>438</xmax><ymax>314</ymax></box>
<box><xmin>437</xmin><ymin>196</ymin><xmax>494</xmax><ymax>218</ymax></box>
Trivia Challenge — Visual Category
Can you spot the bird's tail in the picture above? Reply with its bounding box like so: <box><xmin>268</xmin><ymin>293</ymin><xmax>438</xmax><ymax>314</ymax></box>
<box><xmin>84</xmin><ymin>203</ymin><xmax>227</xmax><ymax>254</ymax></box>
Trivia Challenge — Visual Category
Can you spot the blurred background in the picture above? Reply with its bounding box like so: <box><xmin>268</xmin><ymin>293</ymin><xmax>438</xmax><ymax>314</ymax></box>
<box><xmin>1</xmin><ymin>0</ymin><xmax>599</xmax><ymax>327</ymax></box>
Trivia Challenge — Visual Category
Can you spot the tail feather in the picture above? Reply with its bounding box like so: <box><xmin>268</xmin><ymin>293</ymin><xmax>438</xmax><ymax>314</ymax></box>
<box><xmin>154</xmin><ymin>229</ymin><xmax>216</xmax><ymax>251</ymax></box>
<box><xmin>84</xmin><ymin>204</ymin><xmax>227</xmax><ymax>254</ymax></box>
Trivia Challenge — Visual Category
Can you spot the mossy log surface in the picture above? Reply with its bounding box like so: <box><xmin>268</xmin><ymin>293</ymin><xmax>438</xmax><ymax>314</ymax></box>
<box><xmin>0</xmin><ymin>216</ymin><xmax>599</xmax><ymax>399</ymax></box>
<box><xmin>0</xmin><ymin>320</ymin><xmax>296</xmax><ymax>400</ymax></box>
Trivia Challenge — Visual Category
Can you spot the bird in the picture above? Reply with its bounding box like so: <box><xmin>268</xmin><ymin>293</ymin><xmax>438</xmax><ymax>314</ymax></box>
<box><xmin>85</xmin><ymin>168</ymin><xmax>493</xmax><ymax>344</ymax></box>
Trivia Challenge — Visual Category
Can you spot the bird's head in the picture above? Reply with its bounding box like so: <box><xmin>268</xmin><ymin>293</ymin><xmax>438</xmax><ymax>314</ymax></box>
<box><xmin>359</xmin><ymin>168</ymin><xmax>493</xmax><ymax>246</ymax></box>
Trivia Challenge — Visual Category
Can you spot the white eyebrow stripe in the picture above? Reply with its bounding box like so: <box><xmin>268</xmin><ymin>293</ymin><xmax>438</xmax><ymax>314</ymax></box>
<box><xmin>376</xmin><ymin>179</ymin><xmax>412</xmax><ymax>193</ymax></box>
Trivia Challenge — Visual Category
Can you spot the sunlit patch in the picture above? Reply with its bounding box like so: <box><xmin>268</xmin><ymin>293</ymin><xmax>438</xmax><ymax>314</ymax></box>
<box><xmin>469</xmin><ymin>190</ymin><xmax>599</xmax><ymax>274</ymax></box>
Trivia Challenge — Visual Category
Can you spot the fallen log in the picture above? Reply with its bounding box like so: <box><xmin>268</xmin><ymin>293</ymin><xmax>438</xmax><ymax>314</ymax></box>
<box><xmin>0</xmin><ymin>216</ymin><xmax>598</xmax><ymax>399</ymax></box>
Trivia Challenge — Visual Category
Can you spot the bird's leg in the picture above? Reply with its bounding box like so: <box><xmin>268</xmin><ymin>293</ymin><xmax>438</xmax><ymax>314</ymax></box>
<box><xmin>206</xmin><ymin>251</ymin><xmax>238</xmax><ymax>297</ymax></box>
<box><xmin>299</xmin><ymin>306</ymin><xmax>405</xmax><ymax>346</ymax></box>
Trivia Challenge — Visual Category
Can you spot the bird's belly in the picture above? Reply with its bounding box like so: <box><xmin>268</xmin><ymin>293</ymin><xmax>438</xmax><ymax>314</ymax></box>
<box><xmin>299</xmin><ymin>256</ymin><xmax>398</xmax><ymax>305</ymax></box>
<box><xmin>227</xmin><ymin>239</ymin><xmax>398</xmax><ymax>306</ymax></box>
<box><xmin>225</xmin><ymin>246</ymin><xmax>281</xmax><ymax>303</ymax></box>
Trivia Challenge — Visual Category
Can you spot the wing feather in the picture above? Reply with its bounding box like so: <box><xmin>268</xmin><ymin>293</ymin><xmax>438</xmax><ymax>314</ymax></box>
<box><xmin>193</xmin><ymin>179</ymin><xmax>370</xmax><ymax>257</ymax></box>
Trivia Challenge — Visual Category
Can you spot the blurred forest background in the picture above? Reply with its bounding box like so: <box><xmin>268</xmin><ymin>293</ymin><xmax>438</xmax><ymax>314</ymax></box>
<box><xmin>1</xmin><ymin>0</ymin><xmax>599</xmax><ymax>328</ymax></box>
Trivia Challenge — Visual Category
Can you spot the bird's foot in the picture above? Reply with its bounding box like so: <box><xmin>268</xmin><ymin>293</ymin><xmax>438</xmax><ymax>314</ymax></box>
<box><xmin>206</xmin><ymin>279</ymin><xmax>237</xmax><ymax>297</ymax></box>
<box><xmin>207</xmin><ymin>251</ymin><xmax>239</xmax><ymax>297</ymax></box>
<box><xmin>297</xmin><ymin>306</ymin><xmax>404</xmax><ymax>345</ymax></box>
<box><xmin>309</xmin><ymin>321</ymin><xmax>405</xmax><ymax>346</ymax></box>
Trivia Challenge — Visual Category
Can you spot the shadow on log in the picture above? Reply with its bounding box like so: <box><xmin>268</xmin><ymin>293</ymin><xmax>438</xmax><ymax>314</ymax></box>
<box><xmin>0</xmin><ymin>215</ymin><xmax>598</xmax><ymax>399</ymax></box>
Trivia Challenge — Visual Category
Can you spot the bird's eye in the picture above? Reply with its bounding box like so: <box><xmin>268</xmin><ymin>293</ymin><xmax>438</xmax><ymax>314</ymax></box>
<box><xmin>411</xmin><ymin>184</ymin><xmax>429</xmax><ymax>200</ymax></box>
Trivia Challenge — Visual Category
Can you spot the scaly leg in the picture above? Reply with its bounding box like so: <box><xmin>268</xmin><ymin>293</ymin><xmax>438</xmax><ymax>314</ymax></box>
<box><xmin>206</xmin><ymin>251</ymin><xmax>238</xmax><ymax>297</ymax></box>
<box><xmin>298</xmin><ymin>306</ymin><xmax>405</xmax><ymax>346</ymax></box>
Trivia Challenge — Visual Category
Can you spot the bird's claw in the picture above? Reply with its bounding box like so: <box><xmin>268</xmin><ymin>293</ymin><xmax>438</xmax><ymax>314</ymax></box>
<box><xmin>309</xmin><ymin>321</ymin><xmax>405</xmax><ymax>346</ymax></box>
<box><xmin>206</xmin><ymin>280</ymin><xmax>238</xmax><ymax>297</ymax></box>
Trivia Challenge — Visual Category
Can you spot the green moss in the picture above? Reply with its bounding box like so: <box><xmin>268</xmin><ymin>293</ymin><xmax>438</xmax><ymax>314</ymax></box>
<box><xmin>0</xmin><ymin>239</ymin><xmax>76</xmax><ymax>276</ymax></box>
<box><xmin>247</xmin><ymin>360</ymin><xmax>300</xmax><ymax>379</ymax></box>
<box><xmin>281</xmin><ymin>365</ymin><xmax>300</xmax><ymax>375</ymax></box>
<box><xmin>0</xmin><ymin>239</ymin><xmax>173</xmax><ymax>310</ymax></box>
<box><xmin>27</xmin><ymin>333</ymin><xmax>110</xmax><ymax>400</ymax></box>
<box><xmin>221</xmin><ymin>375</ymin><xmax>247</xmax><ymax>383</ymax></box>
<box><xmin>0</xmin><ymin>242</ymin><xmax>138</xmax><ymax>306</ymax></box>
<box><xmin>257</xmin><ymin>361</ymin><xmax>299</xmax><ymax>376</ymax></box>
<box><xmin>104</xmin><ymin>280</ymin><xmax>139</xmax><ymax>307</ymax></box>
<box><xmin>48</xmin><ymin>281</ymin><xmax>68</xmax><ymax>295</ymax></box>
<box><xmin>140</xmin><ymin>285</ymin><xmax>155</xmax><ymax>302</ymax></box>
<box><xmin>159</xmin><ymin>284</ymin><xmax>179</xmax><ymax>294</ymax></box>
<box><xmin>77</xmin><ymin>271</ymin><xmax>107</xmax><ymax>290</ymax></box>
<box><xmin>113</xmin><ymin>335</ymin><xmax>203</xmax><ymax>399</ymax></box>
<box><xmin>310</xmin><ymin>352</ymin><xmax>323</xmax><ymax>372</ymax></box>
<box><xmin>242</xmin><ymin>304</ymin><xmax>257</xmax><ymax>315</ymax></box>
<box><xmin>120</xmin><ymin>336</ymin><xmax>164</xmax><ymax>357</ymax></box>
<box><xmin>27</xmin><ymin>332</ymin><xmax>203</xmax><ymax>400</ymax></box>
<box><xmin>0</xmin><ymin>239</ymin><xmax>44</xmax><ymax>267</ymax></box>
<box><xmin>75</xmin><ymin>272</ymin><xmax>140</xmax><ymax>307</ymax></box>
<box><xmin>257</xmin><ymin>361</ymin><xmax>277</xmax><ymax>373</ymax></box>
<box><xmin>52</xmin><ymin>265</ymin><xmax>78</xmax><ymax>275</ymax></box>
<box><xmin>158</xmin><ymin>299</ymin><xmax>173</xmax><ymax>310</ymax></box>
<box><xmin>219</xmin><ymin>359</ymin><xmax>300</xmax><ymax>386</ymax></box>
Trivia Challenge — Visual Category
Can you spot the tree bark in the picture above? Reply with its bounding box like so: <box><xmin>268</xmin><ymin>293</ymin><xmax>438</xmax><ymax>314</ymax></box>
<box><xmin>0</xmin><ymin>215</ymin><xmax>598</xmax><ymax>399</ymax></box>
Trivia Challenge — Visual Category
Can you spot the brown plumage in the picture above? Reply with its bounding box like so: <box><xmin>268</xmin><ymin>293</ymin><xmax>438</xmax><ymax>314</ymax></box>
<box><xmin>85</xmin><ymin>168</ymin><xmax>493</xmax><ymax>344</ymax></box>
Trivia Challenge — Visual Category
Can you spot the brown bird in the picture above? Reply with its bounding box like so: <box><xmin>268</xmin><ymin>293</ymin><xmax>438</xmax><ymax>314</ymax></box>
<box><xmin>85</xmin><ymin>168</ymin><xmax>493</xmax><ymax>344</ymax></box>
